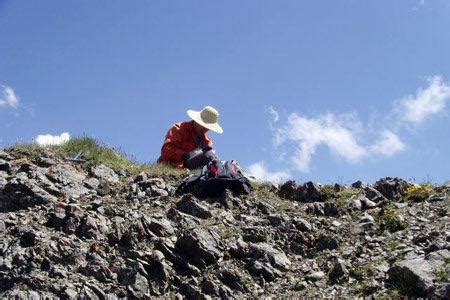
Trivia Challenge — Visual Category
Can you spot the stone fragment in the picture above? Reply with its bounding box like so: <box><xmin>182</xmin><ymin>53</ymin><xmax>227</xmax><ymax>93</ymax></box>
<box><xmin>91</xmin><ymin>164</ymin><xmax>119</xmax><ymax>183</ymax></box>
<box><xmin>374</xmin><ymin>177</ymin><xmax>409</xmax><ymax>200</ymax></box>
<box><xmin>307</xmin><ymin>271</ymin><xmax>325</xmax><ymax>281</ymax></box>
<box><xmin>307</xmin><ymin>202</ymin><xmax>340</xmax><ymax>216</ymax></box>
<box><xmin>387</xmin><ymin>249</ymin><xmax>449</xmax><ymax>297</ymax></box>
<box><xmin>328</xmin><ymin>258</ymin><xmax>350</xmax><ymax>283</ymax></box>
<box><xmin>293</xmin><ymin>217</ymin><xmax>312</xmax><ymax>232</ymax></box>
<box><xmin>83</xmin><ymin>177</ymin><xmax>100</xmax><ymax>189</ymax></box>
<box><xmin>365</xmin><ymin>187</ymin><xmax>388</xmax><ymax>203</ymax></box>
<box><xmin>248</xmin><ymin>242</ymin><xmax>291</xmax><ymax>271</ymax></box>
<box><xmin>348</xmin><ymin>199</ymin><xmax>362</xmax><ymax>211</ymax></box>
<box><xmin>142</xmin><ymin>216</ymin><xmax>175</xmax><ymax>237</ymax></box>
<box><xmin>176</xmin><ymin>194</ymin><xmax>212</xmax><ymax>219</ymax></box>
<box><xmin>314</xmin><ymin>235</ymin><xmax>338</xmax><ymax>251</ymax></box>
<box><xmin>127</xmin><ymin>272</ymin><xmax>149</xmax><ymax>298</ymax></box>
<box><xmin>175</xmin><ymin>228</ymin><xmax>223</xmax><ymax>268</ymax></box>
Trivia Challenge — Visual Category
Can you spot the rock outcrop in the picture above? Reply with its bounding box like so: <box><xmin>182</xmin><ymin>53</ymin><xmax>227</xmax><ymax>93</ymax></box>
<box><xmin>0</xmin><ymin>147</ymin><xmax>449</xmax><ymax>298</ymax></box>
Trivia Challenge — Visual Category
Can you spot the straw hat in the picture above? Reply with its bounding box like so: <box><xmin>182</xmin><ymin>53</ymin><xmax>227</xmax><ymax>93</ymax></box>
<box><xmin>187</xmin><ymin>106</ymin><xmax>223</xmax><ymax>134</ymax></box>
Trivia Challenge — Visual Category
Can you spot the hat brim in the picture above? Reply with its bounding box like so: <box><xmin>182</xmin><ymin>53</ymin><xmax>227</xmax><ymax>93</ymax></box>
<box><xmin>187</xmin><ymin>110</ymin><xmax>223</xmax><ymax>134</ymax></box>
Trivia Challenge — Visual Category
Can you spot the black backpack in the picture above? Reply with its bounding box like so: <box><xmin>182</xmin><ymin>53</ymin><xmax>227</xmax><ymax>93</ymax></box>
<box><xmin>176</xmin><ymin>159</ymin><xmax>252</xmax><ymax>198</ymax></box>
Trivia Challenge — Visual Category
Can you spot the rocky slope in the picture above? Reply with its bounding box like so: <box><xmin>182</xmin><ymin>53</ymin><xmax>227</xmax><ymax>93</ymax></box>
<box><xmin>0</xmin><ymin>147</ymin><xmax>449</xmax><ymax>299</ymax></box>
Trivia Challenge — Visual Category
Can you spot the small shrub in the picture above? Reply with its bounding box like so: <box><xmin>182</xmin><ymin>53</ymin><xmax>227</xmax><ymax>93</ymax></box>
<box><xmin>321</xmin><ymin>185</ymin><xmax>336</xmax><ymax>200</ymax></box>
<box><xmin>435</xmin><ymin>268</ymin><xmax>447</xmax><ymax>283</ymax></box>
<box><xmin>378</xmin><ymin>208</ymin><xmax>406</xmax><ymax>233</ymax></box>
<box><xmin>336</xmin><ymin>187</ymin><xmax>360</xmax><ymax>207</ymax></box>
<box><xmin>403</xmin><ymin>183</ymin><xmax>433</xmax><ymax>202</ymax></box>
<box><xmin>320</xmin><ymin>185</ymin><xmax>360</xmax><ymax>208</ymax></box>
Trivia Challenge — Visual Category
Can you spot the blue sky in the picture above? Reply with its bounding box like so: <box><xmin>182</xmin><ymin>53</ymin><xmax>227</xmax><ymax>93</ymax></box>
<box><xmin>1</xmin><ymin>1</ymin><xmax>449</xmax><ymax>184</ymax></box>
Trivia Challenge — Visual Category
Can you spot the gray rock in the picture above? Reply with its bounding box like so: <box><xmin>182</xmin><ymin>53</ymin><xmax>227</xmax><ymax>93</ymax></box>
<box><xmin>175</xmin><ymin>227</ymin><xmax>223</xmax><ymax>268</ymax></box>
<box><xmin>127</xmin><ymin>272</ymin><xmax>149</xmax><ymax>298</ymax></box>
<box><xmin>142</xmin><ymin>216</ymin><xmax>175</xmax><ymax>237</ymax></box>
<box><xmin>63</xmin><ymin>287</ymin><xmax>79</xmax><ymax>298</ymax></box>
<box><xmin>302</xmin><ymin>181</ymin><xmax>323</xmax><ymax>202</ymax></box>
<box><xmin>365</xmin><ymin>186</ymin><xmax>388</xmax><ymax>203</ymax></box>
<box><xmin>0</xmin><ymin>149</ymin><xmax>13</xmax><ymax>160</ymax></box>
<box><xmin>219</xmin><ymin>189</ymin><xmax>242</xmax><ymax>209</ymax></box>
<box><xmin>219</xmin><ymin>268</ymin><xmax>249</xmax><ymax>292</ymax></box>
<box><xmin>351</xmin><ymin>180</ymin><xmax>364</xmax><ymax>188</ymax></box>
<box><xmin>176</xmin><ymin>194</ymin><xmax>212</xmax><ymax>219</ymax></box>
<box><xmin>348</xmin><ymin>199</ymin><xmax>362</xmax><ymax>211</ymax></box>
<box><xmin>0</xmin><ymin>159</ymin><xmax>10</xmax><ymax>172</ymax></box>
<box><xmin>360</xmin><ymin>197</ymin><xmax>377</xmax><ymax>209</ymax></box>
<box><xmin>374</xmin><ymin>177</ymin><xmax>409</xmax><ymax>200</ymax></box>
<box><xmin>307</xmin><ymin>271</ymin><xmax>325</xmax><ymax>281</ymax></box>
<box><xmin>35</xmin><ymin>155</ymin><xmax>57</xmax><ymax>167</ymax></box>
<box><xmin>293</xmin><ymin>217</ymin><xmax>312</xmax><ymax>232</ymax></box>
<box><xmin>0</xmin><ymin>176</ymin><xmax>56</xmax><ymax>212</ymax></box>
<box><xmin>307</xmin><ymin>202</ymin><xmax>340</xmax><ymax>216</ymax></box>
<box><xmin>278</xmin><ymin>180</ymin><xmax>299</xmax><ymax>200</ymax></box>
<box><xmin>314</xmin><ymin>235</ymin><xmax>338</xmax><ymax>251</ymax></box>
<box><xmin>248</xmin><ymin>242</ymin><xmax>291</xmax><ymax>271</ymax></box>
<box><xmin>242</xmin><ymin>226</ymin><xmax>268</xmax><ymax>243</ymax></box>
<box><xmin>135</xmin><ymin>176</ymin><xmax>169</xmax><ymax>197</ymax></box>
<box><xmin>387</xmin><ymin>249</ymin><xmax>449</xmax><ymax>297</ymax></box>
<box><xmin>278</xmin><ymin>181</ymin><xmax>323</xmax><ymax>202</ymax></box>
<box><xmin>353</xmin><ymin>212</ymin><xmax>377</xmax><ymax>234</ymax></box>
<box><xmin>358</xmin><ymin>212</ymin><xmax>375</xmax><ymax>223</ymax></box>
<box><xmin>91</xmin><ymin>164</ymin><xmax>119</xmax><ymax>183</ymax></box>
<box><xmin>83</xmin><ymin>177</ymin><xmax>100</xmax><ymax>189</ymax></box>
<box><xmin>328</xmin><ymin>258</ymin><xmax>350</xmax><ymax>283</ymax></box>
<box><xmin>81</xmin><ymin>285</ymin><xmax>100</xmax><ymax>300</ymax></box>
<box><xmin>247</xmin><ymin>260</ymin><xmax>279</xmax><ymax>281</ymax></box>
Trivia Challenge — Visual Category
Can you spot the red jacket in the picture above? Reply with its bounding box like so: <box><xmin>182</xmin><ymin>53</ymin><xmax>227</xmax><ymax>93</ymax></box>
<box><xmin>159</xmin><ymin>121</ymin><xmax>213</xmax><ymax>168</ymax></box>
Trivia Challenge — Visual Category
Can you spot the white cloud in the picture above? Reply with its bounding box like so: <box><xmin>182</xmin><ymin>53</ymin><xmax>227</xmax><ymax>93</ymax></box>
<box><xmin>248</xmin><ymin>161</ymin><xmax>291</xmax><ymax>183</ymax></box>
<box><xmin>268</xmin><ymin>75</ymin><xmax>449</xmax><ymax>173</ymax></box>
<box><xmin>35</xmin><ymin>132</ymin><xmax>70</xmax><ymax>146</ymax></box>
<box><xmin>369</xmin><ymin>130</ymin><xmax>406</xmax><ymax>157</ymax></box>
<box><xmin>266</xmin><ymin>106</ymin><xmax>280</xmax><ymax>123</ymax></box>
<box><xmin>0</xmin><ymin>85</ymin><xmax>19</xmax><ymax>109</ymax></box>
<box><xmin>397</xmin><ymin>75</ymin><xmax>450</xmax><ymax>125</ymax></box>
<box><xmin>274</xmin><ymin>113</ymin><xmax>369</xmax><ymax>172</ymax></box>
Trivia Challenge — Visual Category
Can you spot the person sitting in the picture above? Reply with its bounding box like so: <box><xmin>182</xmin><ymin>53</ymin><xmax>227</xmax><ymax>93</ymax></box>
<box><xmin>158</xmin><ymin>106</ymin><xmax>223</xmax><ymax>169</ymax></box>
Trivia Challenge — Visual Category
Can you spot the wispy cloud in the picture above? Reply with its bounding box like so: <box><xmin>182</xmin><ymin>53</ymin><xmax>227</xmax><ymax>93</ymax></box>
<box><xmin>35</xmin><ymin>132</ymin><xmax>70</xmax><ymax>146</ymax></box>
<box><xmin>396</xmin><ymin>75</ymin><xmax>450</xmax><ymax>125</ymax></box>
<box><xmin>266</xmin><ymin>106</ymin><xmax>280</xmax><ymax>123</ymax></box>
<box><xmin>0</xmin><ymin>85</ymin><xmax>19</xmax><ymax>109</ymax></box>
<box><xmin>412</xmin><ymin>0</ymin><xmax>426</xmax><ymax>11</ymax></box>
<box><xmin>248</xmin><ymin>161</ymin><xmax>291</xmax><ymax>183</ymax></box>
<box><xmin>267</xmin><ymin>75</ymin><xmax>448</xmax><ymax>173</ymax></box>
<box><xmin>369</xmin><ymin>130</ymin><xmax>406</xmax><ymax>157</ymax></box>
<box><xmin>274</xmin><ymin>112</ymin><xmax>370</xmax><ymax>172</ymax></box>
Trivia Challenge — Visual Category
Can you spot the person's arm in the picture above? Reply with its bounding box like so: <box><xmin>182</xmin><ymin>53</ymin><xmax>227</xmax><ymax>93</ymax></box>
<box><xmin>203</xmin><ymin>135</ymin><xmax>214</xmax><ymax>150</ymax></box>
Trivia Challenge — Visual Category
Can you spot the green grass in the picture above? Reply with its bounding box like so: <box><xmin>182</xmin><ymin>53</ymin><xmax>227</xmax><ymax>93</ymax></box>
<box><xmin>6</xmin><ymin>136</ymin><xmax>190</xmax><ymax>178</ymax></box>
<box><xmin>321</xmin><ymin>185</ymin><xmax>336</xmax><ymax>200</ymax></box>
<box><xmin>321</xmin><ymin>185</ymin><xmax>361</xmax><ymax>207</ymax></box>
